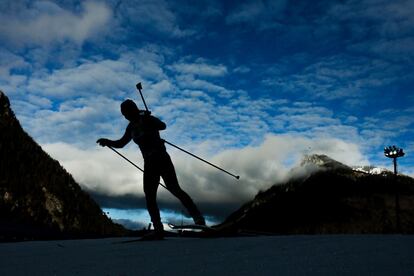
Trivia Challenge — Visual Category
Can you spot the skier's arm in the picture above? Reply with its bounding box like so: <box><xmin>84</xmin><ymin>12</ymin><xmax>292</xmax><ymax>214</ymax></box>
<box><xmin>97</xmin><ymin>126</ymin><xmax>132</xmax><ymax>148</ymax></box>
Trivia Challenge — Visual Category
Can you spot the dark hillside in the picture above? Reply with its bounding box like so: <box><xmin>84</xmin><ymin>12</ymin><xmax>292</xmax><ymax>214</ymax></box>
<box><xmin>219</xmin><ymin>155</ymin><xmax>414</xmax><ymax>234</ymax></box>
<box><xmin>0</xmin><ymin>91</ymin><xmax>126</xmax><ymax>240</ymax></box>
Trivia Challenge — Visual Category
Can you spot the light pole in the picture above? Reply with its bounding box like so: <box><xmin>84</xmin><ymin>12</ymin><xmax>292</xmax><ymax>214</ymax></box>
<box><xmin>384</xmin><ymin>145</ymin><xmax>405</xmax><ymax>232</ymax></box>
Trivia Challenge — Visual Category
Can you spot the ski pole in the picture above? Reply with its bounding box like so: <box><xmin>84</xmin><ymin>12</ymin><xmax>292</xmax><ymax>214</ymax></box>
<box><xmin>107</xmin><ymin>146</ymin><xmax>168</xmax><ymax>190</ymax></box>
<box><xmin>135</xmin><ymin>82</ymin><xmax>240</xmax><ymax>180</ymax></box>
<box><xmin>163</xmin><ymin>140</ymin><xmax>240</xmax><ymax>180</ymax></box>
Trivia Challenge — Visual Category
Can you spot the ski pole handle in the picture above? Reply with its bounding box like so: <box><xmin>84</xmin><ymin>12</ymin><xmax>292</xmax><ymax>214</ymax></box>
<box><xmin>136</xmin><ymin>82</ymin><xmax>149</xmax><ymax>112</ymax></box>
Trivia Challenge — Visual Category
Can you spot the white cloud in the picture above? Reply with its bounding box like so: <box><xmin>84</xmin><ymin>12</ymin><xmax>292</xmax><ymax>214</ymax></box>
<box><xmin>350</xmin><ymin>38</ymin><xmax>414</xmax><ymax>62</ymax></box>
<box><xmin>15</xmin><ymin>48</ymin><xmax>168</xmax><ymax>101</ymax></box>
<box><xmin>226</xmin><ymin>1</ymin><xmax>266</xmax><ymax>24</ymax></box>
<box><xmin>328</xmin><ymin>0</ymin><xmax>414</xmax><ymax>31</ymax></box>
<box><xmin>226</xmin><ymin>0</ymin><xmax>287</xmax><ymax>29</ymax></box>
<box><xmin>43</xmin><ymin>142</ymin><xmax>144</xmax><ymax>196</ymax></box>
<box><xmin>233</xmin><ymin>66</ymin><xmax>251</xmax><ymax>74</ymax></box>
<box><xmin>4</xmin><ymin>47</ymin><xmax>176</xmax><ymax>146</ymax></box>
<box><xmin>325</xmin><ymin>0</ymin><xmax>414</xmax><ymax>61</ymax></box>
<box><xmin>0</xmin><ymin>51</ymin><xmax>31</xmax><ymax>97</ymax></box>
<box><xmin>0</xmin><ymin>50</ymin><xmax>30</xmax><ymax>77</ymax></box>
<box><xmin>263</xmin><ymin>55</ymin><xmax>401</xmax><ymax>100</ymax></box>
<box><xmin>27</xmin><ymin>59</ymin><xmax>136</xmax><ymax>99</ymax></box>
<box><xmin>175</xmin><ymin>74</ymin><xmax>234</xmax><ymax>98</ymax></box>
<box><xmin>0</xmin><ymin>1</ymin><xmax>112</xmax><ymax>47</ymax></box>
<box><xmin>114</xmin><ymin>0</ymin><xmax>195</xmax><ymax>38</ymax></box>
<box><xmin>15</xmin><ymin>95</ymin><xmax>125</xmax><ymax>146</ymax></box>
<box><xmin>169</xmin><ymin>60</ymin><xmax>228</xmax><ymax>77</ymax></box>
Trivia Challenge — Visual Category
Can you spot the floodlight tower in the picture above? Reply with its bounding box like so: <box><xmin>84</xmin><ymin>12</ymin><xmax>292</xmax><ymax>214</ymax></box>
<box><xmin>384</xmin><ymin>145</ymin><xmax>405</xmax><ymax>232</ymax></box>
<box><xmin>384</xmin><ymin>145</ymin><xmax>405</xmax><ymax>174</ymax></box>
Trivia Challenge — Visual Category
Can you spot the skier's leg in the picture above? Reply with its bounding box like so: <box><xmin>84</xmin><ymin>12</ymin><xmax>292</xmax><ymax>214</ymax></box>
<box><xmin>161</xmin><ymin>154</ymin><xmax>205</xmax><ymax>225</ymax></box>
<box><xmin>143</xmin><ymin>163</ymin><xmax>164</xmax><ymax>233</ymax></box>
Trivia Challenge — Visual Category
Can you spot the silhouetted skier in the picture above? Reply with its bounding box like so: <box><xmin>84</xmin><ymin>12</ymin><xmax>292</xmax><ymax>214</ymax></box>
<box><xmin>97</xmin><ymin>99</ymin><xmax>205</xmax><ymax>240</ymax></box>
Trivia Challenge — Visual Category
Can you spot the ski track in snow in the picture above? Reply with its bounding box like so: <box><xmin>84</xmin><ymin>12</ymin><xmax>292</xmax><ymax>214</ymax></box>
<box><xmin>1</xmin><ymin>235</ymin><xmax>414</xmax><ymax>275</ymax></box>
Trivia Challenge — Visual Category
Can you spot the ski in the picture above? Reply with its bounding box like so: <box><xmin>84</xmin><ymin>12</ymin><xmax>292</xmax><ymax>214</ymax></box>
<box><xmin>168</xmin><ymin>223</ymin><xmax>216</xmax><ymax>232</ymax></box>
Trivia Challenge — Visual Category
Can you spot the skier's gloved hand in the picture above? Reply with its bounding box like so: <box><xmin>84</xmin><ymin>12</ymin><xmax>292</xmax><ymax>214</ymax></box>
<box><xmin>96</xmin><ymin>138</ymin><xmax>110</xmax><ymax>147</ymax></box>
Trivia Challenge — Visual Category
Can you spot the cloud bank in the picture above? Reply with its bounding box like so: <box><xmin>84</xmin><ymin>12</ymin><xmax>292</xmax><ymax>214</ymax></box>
<box><xmin>43</xmin><ymin>134</ymin><xmax>367</xmax><ymax>220</ymax></box>
<box><xmin>0</xmin><ymin>1</ymin><xmax>112</xmax><ymax>47</ymax></box>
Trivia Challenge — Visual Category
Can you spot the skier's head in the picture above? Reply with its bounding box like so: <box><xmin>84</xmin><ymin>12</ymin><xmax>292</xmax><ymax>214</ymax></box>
<box><xmin>121</xmin><ymin>99</ymin><xmax>139</xmax><ymax>121</ymax></box>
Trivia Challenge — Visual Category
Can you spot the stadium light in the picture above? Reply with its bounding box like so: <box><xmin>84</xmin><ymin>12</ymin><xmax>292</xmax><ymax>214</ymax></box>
<box><xmin>384</xmin><ymin>145</ymin><xmax>405</xmax><ymax>233</ymax></box>
<box><xmin>384</xmin><ymin>145</ymin><xmax>405</xmax><ymax>160</ymax></box>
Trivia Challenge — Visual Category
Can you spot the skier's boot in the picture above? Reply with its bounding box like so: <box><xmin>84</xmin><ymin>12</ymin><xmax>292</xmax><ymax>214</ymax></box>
<box><xmin>140</xmin><ymin>221</ymin><xmax>164</xmax><ymax>241</ymax></box>
<box><xmin>193</xmin><ymin>215</ymin><xmax>206</xmax><ymax>226</ymax></box>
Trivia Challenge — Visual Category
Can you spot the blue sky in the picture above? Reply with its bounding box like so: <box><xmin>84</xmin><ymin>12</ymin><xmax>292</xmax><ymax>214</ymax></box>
<box><xmin>1</xmin><ymin>0</ymin><xmax>413</xmax><ymax>228</ymax></box>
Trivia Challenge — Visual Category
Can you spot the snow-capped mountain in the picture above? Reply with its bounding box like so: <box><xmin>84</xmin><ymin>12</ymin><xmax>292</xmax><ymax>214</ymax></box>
<box><xmin>218</xmin><ymin>154</ymin><xmax>414</xmax><ymax>234</ymax></box>
<box><xmin>301</xmin><ymin>154</ymin><xmax>389</xmax><ymax>175</ymax></box>
<box><xmin>300</xmin><ymin>154</ymin><xmax>352</xmax><ymax>171</ymax></box>
<box><xmin>352</xmin><ymin>166</ymin><xmax>388</xmax><ymax>175</ymax></box>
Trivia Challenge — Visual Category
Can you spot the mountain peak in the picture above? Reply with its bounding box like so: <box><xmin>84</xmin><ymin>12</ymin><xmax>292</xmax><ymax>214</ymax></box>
<box><xmin>300</xmin><ymin>154</ymin><xmax>352</xmax><ymax>171</ymax></box>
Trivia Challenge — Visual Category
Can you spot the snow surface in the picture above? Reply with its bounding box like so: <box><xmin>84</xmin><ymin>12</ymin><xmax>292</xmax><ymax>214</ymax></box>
<box><xmin>1</xmin><ymin>235</ymin><xmax>414</xmax><ymax>275</ymax></box>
